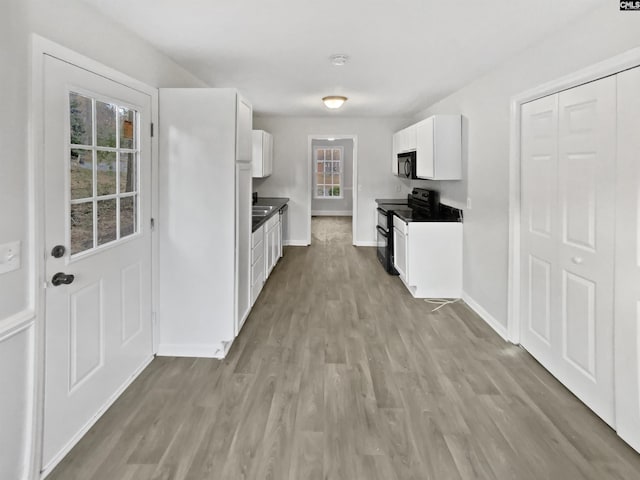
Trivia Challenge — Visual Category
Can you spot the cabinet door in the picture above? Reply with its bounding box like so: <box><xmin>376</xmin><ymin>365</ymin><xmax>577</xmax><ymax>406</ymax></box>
<box><xmin>278</xmin><ymin>214</ymin><xmax>283</xmax><ymax>258</ymax></box>
<box><xmin>392</xmin><ymin>132</ymin><xmax>400</xmax><ymax>174</ymax></box>
<box><xmin>236</xmin><ymin>96</ymin><xmax>253</xmax><ymax>162</ymax></box>
<box><xmin>272</xmin><ymin>218</ymin><xmax>280</xmax><ymax>266</ymax></box>
<box><xmin>393</xmin><ymin>227</ymin><xmax>408</xmax><ymax>281</ymax></box>
<box><xmin>252</xmin><ymin>130</ymin><xmax>263</xmax><ymax>177</ymax></box>
<box><xmin>265</xmin><ymin>132</ymin><xmax>273</xmax><ymax>176</ymax></box>
<box><xmin>236</xmin><ymin>162</ymin><xmax>252</xmax><ymax>333</ymax></box>
<box><xmin>615</xmin><ymin>66</ymin><xmax>640</xmax><ymax>452</ymax></box>
<box><xmin>404</xmin><ymin>124</ymin><xmax>417</xmax><ymax>151</ymax></box>
<box><xmin>416</xmin><ymin>118</ymin><xmax>435</xmax><ymax>179</ymax></box>
<box><xmin>264</xmin><ymin>224</ymin><xmax>270</xmax><ymax>278</ymax></box>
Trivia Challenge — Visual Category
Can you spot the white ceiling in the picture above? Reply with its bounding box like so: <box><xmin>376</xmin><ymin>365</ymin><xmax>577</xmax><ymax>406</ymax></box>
<box><xmin>82</xmin><ymin>0</ymin><xmax>605</xmax><ymax>117</ymax></box>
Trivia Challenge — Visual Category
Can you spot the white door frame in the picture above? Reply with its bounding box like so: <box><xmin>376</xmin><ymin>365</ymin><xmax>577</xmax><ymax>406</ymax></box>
<box><xmin>307</xmin><ymin>134</ymin><xmax>359</xmax><ymax>245</ymax></box>
<box><xmin>29</xmin><ymin>35</ymin><xmax>159</xmax><ymax>479</ymax></box>
<box><xmin>507</xmin><ymin>45</ymin><xmax>640</xmax><ymax>344</ymax></box>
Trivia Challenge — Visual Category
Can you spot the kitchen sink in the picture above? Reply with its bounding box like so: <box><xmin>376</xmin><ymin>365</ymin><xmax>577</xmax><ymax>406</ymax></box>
<box><xmin>252</xmin><ymin>205</ymin><xmax>274</xmax><ymax>217</ymax></box>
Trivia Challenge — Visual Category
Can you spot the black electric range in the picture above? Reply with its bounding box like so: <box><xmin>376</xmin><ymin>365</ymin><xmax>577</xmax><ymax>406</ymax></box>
<box><xmin>375</xmin><ymin>189</ymin><xmax>462</xmax><ymax>275</ymax></box>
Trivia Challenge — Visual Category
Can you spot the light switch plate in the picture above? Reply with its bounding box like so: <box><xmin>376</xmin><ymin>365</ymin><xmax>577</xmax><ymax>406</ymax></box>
<box><xmin>0</xmin><ymin>241</ymin><xmax>21</xmax><ymax>274</ymax></box>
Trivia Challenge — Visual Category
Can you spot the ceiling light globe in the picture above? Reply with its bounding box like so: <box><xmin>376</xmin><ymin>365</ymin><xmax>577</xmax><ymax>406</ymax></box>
<box><xmin>322</xmin><ymin>96</ymin><xmax>348</xmax><ymax>109</ymax></box>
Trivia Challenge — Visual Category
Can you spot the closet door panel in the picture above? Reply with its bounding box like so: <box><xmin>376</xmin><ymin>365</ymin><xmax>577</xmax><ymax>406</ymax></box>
<box><xmin>520</xmin><ymin>94</ymin><xmax>560</xmax><ymax>369</ymax></box>
<box><xmin>557</xmin><ymin>76</ymin><xmax>616</xmax><ymax>426</ymax></box>
<box><xmin>614</xmin><ymin>66</ymin><xmax>640</xmax><ymax>451</ymax></box>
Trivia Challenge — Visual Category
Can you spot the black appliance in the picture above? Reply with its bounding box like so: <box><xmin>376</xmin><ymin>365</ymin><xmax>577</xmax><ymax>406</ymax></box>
<box><xmin>376</xmin><ymin>198</ymin><xmax>408</xmax><ymax>275</ymax></box>
<box><xmin>397</xmin><ymin>151</ymin><xmax>419</xmax><ymax>179</ymax></box>
<box><xmin>375</xmin><ymin>189</ymin><xmax>462</xmax><ymax>275</ymax></box>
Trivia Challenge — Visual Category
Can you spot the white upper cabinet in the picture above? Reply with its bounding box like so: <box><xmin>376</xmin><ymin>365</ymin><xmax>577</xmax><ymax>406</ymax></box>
<box><xmin>395</xmin><ymin>124</ymin><xmax>417</xmax><ymax>153</ymax></box>
<box><xmin>252</xmin><ymin>130</ymin><xmax>273</xmax><ymax>178</ymax></box>
<box><xmin>392</xmin><ymin>125</ymin><xmax>417</xmax><ymax>175</ymax></box>
<box><xmin>416</xmin><ymin>115</ymin><xmax>462</xmax><ymax>180</ymax></box>
<box><xmin>236</xmin><ymin>96</ymin><xmax>253</xmax><ymax>162</ymax></box>
<box><xmin>392</xmin><ymin>132</ymin><xmax>399</xmax><ymax>174</ymax></box>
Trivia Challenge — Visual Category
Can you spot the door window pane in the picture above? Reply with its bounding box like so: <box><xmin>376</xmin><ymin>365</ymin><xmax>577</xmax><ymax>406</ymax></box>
<box><xmin>333</xmin><ymin>149</ymin><xmax>341</xmax><ymax>160</ymax></box>
<box><xmin>96</xmin><ymin>151</ymin><xmax>117</xmax><ymax>196</ymax></box>
<box><xmin>120</xmin><ymin>197</ymin><xmax>136</xmax><ymax>238</ymax></box>
<box><xmin>70</xmin><ymin>149</ymin><xmax>93</xmax><ymax>200</ymax></box>
<box><xmin>70</xmin><ymin>202</ymin><xmax>94</xmax><ymax>254</ymax></box>
<box><xmin>97</xmin><ymin>199</ymin><xmax>117</xmax><ymax>245</ymax></box>
<box><xmin>69</xmin><ymin>93</ymin><xmax>92</xmax><ymax>146</ymax></box>
<box><xmin>96</xmin><ymin>101</ymin><xmax>117</xmax><ymax>147</ymax></box>
<box><xmin>119</xmin><ymin>108</ymin><xmax>135</xmax><ymax>149</ymax></box>
<box><xmin>67</xmin><ymin>92</ymin><xmax>140</xmax><ymax>257</ymax></box>
<box><xmin>119</xmin><ymin>153</ymin><xmax>136</xmax><ymax>193</ymax></box>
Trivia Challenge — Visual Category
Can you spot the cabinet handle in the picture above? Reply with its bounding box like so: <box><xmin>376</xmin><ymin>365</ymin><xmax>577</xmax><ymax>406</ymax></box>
<box><xmin>571</xmin><ymin>256</ymin><xmax>583</xmax><ymax>264</ymax></box>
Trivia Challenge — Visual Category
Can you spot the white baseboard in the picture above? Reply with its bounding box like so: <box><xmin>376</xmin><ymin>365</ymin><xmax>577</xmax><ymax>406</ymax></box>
<box><xmin>156</xmin><ymin>343</ymin><xmax>228</xmax><ymax>359</ymax></box>
<box><xmin>461</xmin><ymin>292</ymin><xmax>509</xmax><ymax>341</ymax></box>
<box><xmin>311</xmin><ymin>211</ymin><xmax>352</xmax><ymax>216</ymax></box>
<box><xmin>354</xmin><ymin>241</ymin><xmax>377</xmax><ymax>247</ymax></box>
<box><xmin>284</xmin><ymin>240</ymin><xmax>309</xmax><ymax>246</ymax></box>
<box><xmin>41</xmin><ymin>355</ymin><xmax>154</xmax><ymax>477</ymax></box>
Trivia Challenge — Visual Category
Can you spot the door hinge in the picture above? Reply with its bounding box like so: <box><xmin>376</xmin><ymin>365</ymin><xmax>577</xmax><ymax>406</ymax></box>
<box><xmin>150</xmin><ymin>123</ymin><xmax>154</xmax><ymax>137</ymax></box>
<box><xmin>151</xmin><ymin>218</ymin><xmax>156</xmax><ymax>231</ymax></box>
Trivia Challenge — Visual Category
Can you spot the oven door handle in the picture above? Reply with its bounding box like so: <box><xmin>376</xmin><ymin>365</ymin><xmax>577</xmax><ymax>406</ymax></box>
<box><xmin>376</xmin><ymin>225</ymin><xmax>388</xmax><ymax>237</ymax></box>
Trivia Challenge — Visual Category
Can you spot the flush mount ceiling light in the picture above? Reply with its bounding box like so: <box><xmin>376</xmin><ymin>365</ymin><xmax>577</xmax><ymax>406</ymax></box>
<box><xmin>322</xmin><ymin>96</ymin><xmax>348</xmax><ymax>109</ymax></box>
<box><xmin>330</xmin><ymin>54</ymin><xmax>348</xmax><ymax>66</ymax></box>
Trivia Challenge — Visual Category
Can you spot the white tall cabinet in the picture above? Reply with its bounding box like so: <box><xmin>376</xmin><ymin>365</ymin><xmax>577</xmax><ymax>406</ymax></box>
<box><xmin>158</xmin><ymin>88</ymin><xmax>252</xmax><ymax>358</ymax></box>
<box><xmin>519</xmin><ymin>66</ymin><xmax>640</xmax><ymax>451</ymax></box>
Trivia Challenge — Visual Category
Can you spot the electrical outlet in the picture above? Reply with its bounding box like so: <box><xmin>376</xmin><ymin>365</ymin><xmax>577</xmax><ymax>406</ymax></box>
<box><xmin>466</xmin><ymin>197</ymin><xmax>472</xmax><ymax>210</ymax></box>
<box><xmin>395</xmin><ymin>185</ymin><xmax>401</xmax><ymax>193</ymax></box>
<box><xmin>0</xmin><ymin>241</ymin><xmax>21</xmax><ymax>274</ymax></box>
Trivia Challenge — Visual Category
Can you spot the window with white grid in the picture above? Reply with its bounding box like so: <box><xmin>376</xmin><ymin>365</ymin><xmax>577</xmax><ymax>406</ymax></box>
<box><xmin>68</xmin><ymin>91</ymin><xmax>140</xmax><ymax>256</ymax></box>
<box><xmin>314</xmin><ymin>146</ymin><xmax>343</xmax><ymax>199</ymax></box>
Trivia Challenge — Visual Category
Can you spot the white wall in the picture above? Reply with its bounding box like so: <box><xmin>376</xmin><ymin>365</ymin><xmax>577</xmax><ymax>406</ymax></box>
<box><xmin>253</xmin><ymin>117</ymin><xmax>411</xmax><ymax>245</ymax></box>
<box><xmin>311</xmin><ymin>138</ymin><xmax>354</xmax><ymax>215</ymax></box>
<box><xmin>0</xmin><ymin>1</ymin><xmax>205</xmax><ymax>479</ymax></box>
<box><xmin>413</xmin><ymin>5</ymin><xmax>640</xmax><ymax>329</ymax></box>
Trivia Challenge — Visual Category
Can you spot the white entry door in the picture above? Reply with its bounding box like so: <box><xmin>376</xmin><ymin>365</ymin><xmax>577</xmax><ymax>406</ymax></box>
<box><xmin>42</xmin><ymin>55</ymin><xmax>154</xmax><ymax>471</ymax></box>
<box><xmin>614</xmin><ymin>66</ymin><xmax>640</xmax><ymax>452</ymax></box>
<box><xmin>520</xmin><ymin>75</ymin><xmax>616</xmax><ymax>426</ymax></box>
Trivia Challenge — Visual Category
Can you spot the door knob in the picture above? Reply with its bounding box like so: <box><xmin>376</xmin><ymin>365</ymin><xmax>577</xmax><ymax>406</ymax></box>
<box><xmin>571</xmin><ymin>257</ymin><xmax>584</xmax><ymax>264</ymax></box>
<box><xmin>52</xmin><ymin>272</ymin><xmax>75</xmax><ymax>286</ymax></box>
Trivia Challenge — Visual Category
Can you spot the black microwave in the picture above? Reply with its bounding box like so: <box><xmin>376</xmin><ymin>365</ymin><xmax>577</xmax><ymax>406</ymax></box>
<box><xmin>397</xmin><ymin>151</ymin><xmax>418</xmax><ymax>179</ymax></box>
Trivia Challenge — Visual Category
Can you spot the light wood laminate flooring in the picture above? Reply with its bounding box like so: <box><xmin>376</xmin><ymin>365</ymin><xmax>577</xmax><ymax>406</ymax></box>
<box><xmin>49</xmin><ymin>216</ymin><xmax>640</xmax><ymax>479</ymax></box>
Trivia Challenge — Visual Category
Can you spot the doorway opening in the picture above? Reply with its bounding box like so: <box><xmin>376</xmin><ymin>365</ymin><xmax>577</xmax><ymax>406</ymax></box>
<box><xmin>307</xmin><ymin>135</ymin><xmax>357</xmax><ymax>245</ymax></box>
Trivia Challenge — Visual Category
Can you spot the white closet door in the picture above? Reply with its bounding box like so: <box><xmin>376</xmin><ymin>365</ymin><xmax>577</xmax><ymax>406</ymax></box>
<box><xmin>520</xmin><ymin>94</ymin><xmax>560</xmax><ymax>371</ymax></box>
<box><xmin>557</xmin><ymin>76</ymin><xmax>616</xmax><ymax>425</ymax></box>
<box><xmin>521</xmin><ymin>75</ymin><xmax>616</xmax><ymax>426</ymax></box>
<box><xmin>614</xmin><ymin>66</ymin><xmax>640</xmax><ymax>451</ymax></box>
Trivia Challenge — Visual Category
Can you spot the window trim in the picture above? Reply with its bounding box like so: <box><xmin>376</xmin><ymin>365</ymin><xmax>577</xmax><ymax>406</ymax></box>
<box><xmin>313</xmin><ymin>145</ymin><xmax>344</xmax><ymax>200</ymax></box>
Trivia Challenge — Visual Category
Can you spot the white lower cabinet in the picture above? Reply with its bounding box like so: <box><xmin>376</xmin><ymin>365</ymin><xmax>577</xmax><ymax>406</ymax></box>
<box><xmin>251</xmin><ymin>226</ymin><xmax>265</xmax><ymax>306</ymax></box>
<box><xmin>251</xmin><ymin>213</ymin><xmax>282</xmax><ymax>306</ymax></box>
<box><xmin>264</xmin><ymin>214</ymin><xmax>280</xmax><ymax>278</ymax></box>
<box><xmin>393</xmin><ymin>215</ymin><xmax>462</xmax><ymax>298</ymax></box>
